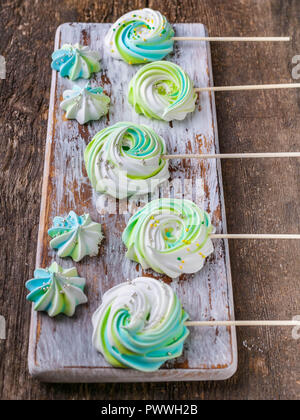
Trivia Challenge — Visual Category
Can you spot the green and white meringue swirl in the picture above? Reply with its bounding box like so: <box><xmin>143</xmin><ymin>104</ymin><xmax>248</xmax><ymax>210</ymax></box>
<box><xmin>105</xmin><ymin>8</ymin><xmax>174</xmax><ymax>64</ymax></box>
<box><xmin>128</xmin><ymin>61</ymin><xmax>197</xmax><ymax>121</ymax></box>
<box><xmin>92</xmin><ymin>277</ymin><xmax>189</xmax><ymax>372</ymax></box>
<box><xmin>48</xmin><ymin>211</ymin><xmax>103</xmax><ymax>262</ymax></box>
<box><xmin>122</xmin><ymin>198</ymin><xmax>215</xmax><ymax>278</ymax></box>
<box><xmin>84</xmin><ymin>122</ymin><xmax>169</xmax><ymax>199</ymax></box>
<box><xmin>26</xmin><ymin>262</ymin><xmax>87</xmax><ymax>317</ymax></box>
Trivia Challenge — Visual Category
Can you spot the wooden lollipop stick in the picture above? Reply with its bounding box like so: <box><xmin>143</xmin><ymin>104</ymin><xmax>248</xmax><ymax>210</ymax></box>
<box><xmin>185</xmin><ymin>320</ymin><xmax>300</xmax><ymax>327</ymax></box>
<box><xmin>172</xmin><ymin>36</ymin><xmax>290</xmax><ymax>42</ymax></box>
<box><xmin>194</xmin><ymin>83</ymin><xmax>300</xmax><ymax>92</ymax></box>
<box><xmin>210</xmin><ymin>234</ymin><xmax>300</xmax><ymax>240</ymax></box>
<box><xmin>163</xmin><ymin>152</ymin><xmax>300</xmax><ymax>160</ymax></box>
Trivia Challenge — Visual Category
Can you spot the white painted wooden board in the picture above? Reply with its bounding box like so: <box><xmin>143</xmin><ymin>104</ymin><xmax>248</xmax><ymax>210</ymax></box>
<box><xmin>28</xmin><ymin>23</ymin><xmax>237</xmax><ymax>382</ymax></box>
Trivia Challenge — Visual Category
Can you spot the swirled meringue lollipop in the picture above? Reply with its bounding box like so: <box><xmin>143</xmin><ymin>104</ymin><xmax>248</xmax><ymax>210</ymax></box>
<box><xmin>128</xmin><ymin>61</ymin><xmax>300</xmax><ymax>122</ymax></box>
<box><xmin>51</xmin><ymin>43</ymin><xmax>101</xmax><ymax>80</ymax></box>
<box><xmin>60</xmin><ymin>83</ymin><xmax>110</xmax><ymax>124</ymax></box>
<box><xmin>84</xmin><ymin>122</ymin><xmax>169</xmax><ymax>199</ymax></box>
<box><xmin>105</xmin><ymin>8</ymin><xmax>289</xmax><ymax>65</ymax></box>
<box><xmin>92</xmin><ymin>276</ymin><xmax>300</xmax><ymax>371</ymax></box>
<box><xmin>26</xmin><ymin>262</ymin><xmax>87</xmax><ymax>317</ymax></box>
<box><xmin>128</xmin><ymin>61</ymin><xmax>197</xmax><ymax>121</ymax></box>
<box><xmin>105</xmin><ymin>8</ymin><xmax>174</xmax><ymax>64</ymax></box>
<box><xmin>122</xmin><ymin>198</ymin><xmax>214</xmax><ymax>278</ymax></box>
<box><xmin>92</xmin><ymin>277</ymin><xmax>189</xmax><ymax>371</ymax></box>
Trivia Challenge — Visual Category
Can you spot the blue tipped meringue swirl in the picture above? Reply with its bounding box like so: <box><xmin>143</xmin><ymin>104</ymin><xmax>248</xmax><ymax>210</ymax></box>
<box><xmin>48</xmin><ymin>211</ymin><xmax>103</xmax><ymax>262</ymax></box>
<box><xmin>92</xmin><ymin>277</ymin><xmax>189</xmax><ymax>371</ymax></box>
<box><xmin>105</xmin><ymin>8</ymin><xmax>174</xmax><ymax>64</ymax></box>
<box><xmin>26</xmin><ymin>262</ymin><xmax>87</xmax><ymax>317</ymax></box>
<box><xmin>51</xmin><ymin>43</ymin><xmax>101</xmax><ymax>80</ymax></box>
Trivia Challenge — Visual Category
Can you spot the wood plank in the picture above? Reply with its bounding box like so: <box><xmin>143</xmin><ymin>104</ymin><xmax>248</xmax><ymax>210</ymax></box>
<box><xmin>28</xmin><ymin>22</ymin><xmax>237</xmax><ymax>382</ymax></box>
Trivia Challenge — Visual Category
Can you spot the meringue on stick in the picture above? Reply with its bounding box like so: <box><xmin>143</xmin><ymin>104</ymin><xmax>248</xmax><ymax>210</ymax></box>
<box><xmin>122</xmin><ymin>198</ymin><xmax>215</xmax><ymax>279</ymax></box>
<box><xmin>128</xmin><ymin>61</ymin><xmax>300</xmax><ymax>122</ymax></box>
<box><xmin>105</xmin><ymin>8</ymin><xmax>289</xmax><ymax>65</ymax></box>
<box><xmin>123</xmin><ymin>198</ymin><xmax>300</xmax><ymax>279</ymax></box>
<box><xmin>92</xmin><ymin>277</ymin><xmax>299</xmax><ymax>372</ymax></box>
<box><xmin>84</xmin><ymin>122</ymin><xmax>169</xmax><ymax>199</ymax></box>
<box><xmin>84</xmin><ymin>122</ymin><xmax>300</xmax><ymax>199</ymax></box>
<box><xmin>92</xmin><ymin>277</ymin><xmax>190</xmax><ymax>372</ymax></box>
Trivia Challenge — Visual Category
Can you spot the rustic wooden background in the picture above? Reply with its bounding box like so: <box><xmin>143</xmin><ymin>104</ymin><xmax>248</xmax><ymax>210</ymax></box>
<box><xmin>0</xmin><ymin>0</ymin><xmax>299</xmax><ymax>400</ymax></box>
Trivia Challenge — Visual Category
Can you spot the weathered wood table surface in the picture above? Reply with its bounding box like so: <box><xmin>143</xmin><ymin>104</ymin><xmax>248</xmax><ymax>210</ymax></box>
<box><xmin>0</xmin><ymin>0</ymin><xmax>299</xmax><ymax>400</ymax></box>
